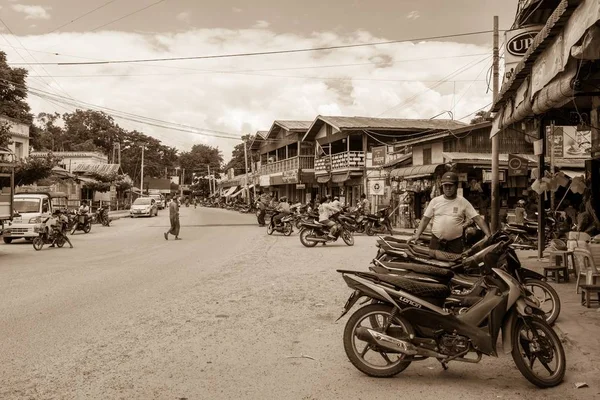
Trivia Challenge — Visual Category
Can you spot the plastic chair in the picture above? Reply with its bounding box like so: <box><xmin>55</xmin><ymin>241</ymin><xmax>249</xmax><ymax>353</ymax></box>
<box><xmin>573</xmin><ymin>248</ymin><xmax>600</xmax><ymax>294</ymax></box>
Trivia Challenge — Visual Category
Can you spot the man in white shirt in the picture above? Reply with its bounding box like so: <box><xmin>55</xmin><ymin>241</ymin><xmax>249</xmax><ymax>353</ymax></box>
<box><xmin>318</xmin><ymin>196</ymin><xmax>339</xmax><ymax>239</ymax></box>
<box><xmin>411</xmin><ymin>172</ymin><xmax>490</xmax><ymax>253</ymax></box>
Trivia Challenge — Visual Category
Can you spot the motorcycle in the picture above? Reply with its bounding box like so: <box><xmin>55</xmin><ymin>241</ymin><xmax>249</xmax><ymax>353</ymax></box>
<box><xmin>71</xmin><ymin>211</ymin><xmax>92</xmax><ymax>234</ymax></box>
<box><xmin>266</xmin><ymin>214</ymin><xmax>294</xmax><ymax>236</ymax></box>
<box><xmin>337</xmin><ymin>232</ymin><xmax>566</xmax><ymax>388</ymax></box>
<box><xmin>298</xmin><ymin>214</ymin><xmax>354</xmax><ymax>247</ymax></box>
<box><xmin>370</xmin><ymin>233</ymin><xmax>561</xmax><ymax>325</ymax></box>
<box><xmin>505</xmin><ymin>210</ymin><xmax>559</xmax><ymax>250</ymax></box>
<box><xmin>364</xmin><ymin>207</ymin><xmax>393</xmax><ymax>236</ymax></box>
<box><xmin>32</xmin><ymin>217</ymin><xmax>68</xmax><ymax>251</ymax></box>
<box><xmin>93</xmin><ymin>206</ymin><xmax>111</xmax><ymax>227</ymax></box>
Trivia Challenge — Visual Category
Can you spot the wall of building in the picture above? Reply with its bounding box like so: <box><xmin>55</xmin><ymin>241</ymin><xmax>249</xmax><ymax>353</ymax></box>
<box><xmin>1</xmin><ymin>115</ymin><xmax>30</xmax><ymax>160</ymax></box>
<box><xmin>31</xmin><ymin>151</ymin><xmax>108</xmax><ymax>171</ymax></box>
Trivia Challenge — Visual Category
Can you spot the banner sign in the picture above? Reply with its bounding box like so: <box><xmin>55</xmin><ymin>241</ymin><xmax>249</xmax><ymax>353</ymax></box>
<box><xmin>508</xmin><ymin>154</ymin><xmax>529</xmax><ymax>176</ymax></box>
<box><xmin>282</xmin><ymin>170</ymin><xmax>298</xmax><ymax>184</ymax></box>
<box><xmin>369</xmin><ymin>179</ymin><xmax>385</xmax><ymax>196</ymax></box>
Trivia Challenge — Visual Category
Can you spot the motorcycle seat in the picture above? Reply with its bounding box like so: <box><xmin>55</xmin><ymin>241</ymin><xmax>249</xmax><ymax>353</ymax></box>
<box><xmin>369</xmin><ymin>272</ymin><xmax>450</xmax><ymax>298</ymax></box>
<box><xmin>376</xmin><ymin>261</ymin><xmax>455</xmax><ymax>280</ymax></box>
<box><xmin>429</xmin><ymin>249</ymin><xmax>463</xmax><ymax>262</ymax></box>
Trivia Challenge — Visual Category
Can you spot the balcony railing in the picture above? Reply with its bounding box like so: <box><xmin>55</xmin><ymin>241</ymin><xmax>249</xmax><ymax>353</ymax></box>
<box><xmin>260</xmin><ymin>155</ymin><xmax>314</xmax><ymax>175</ymax></box>
<box><xmin>315</xmin><ymin>151</ymin><xmax>365</xmax><ymax>172</ymax></box>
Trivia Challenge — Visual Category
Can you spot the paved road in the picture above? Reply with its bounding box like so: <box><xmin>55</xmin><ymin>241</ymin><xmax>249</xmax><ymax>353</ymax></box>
<box><xmin>0</xmin><ymin>207</ymin><xmax>597</xmax><ymax>399</ymax></box>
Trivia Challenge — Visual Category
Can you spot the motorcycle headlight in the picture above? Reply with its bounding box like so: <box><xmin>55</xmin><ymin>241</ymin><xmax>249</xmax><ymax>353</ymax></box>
<box><xmin>29</xmin><ymin>217</ymin><xmax>41</xmax><ymax>224</ymax></box>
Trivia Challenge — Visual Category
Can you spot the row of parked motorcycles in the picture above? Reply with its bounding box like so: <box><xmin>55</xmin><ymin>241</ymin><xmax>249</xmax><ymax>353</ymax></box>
<box><xmin>32</xmin><ymin>206</ymin><xmax>111</xmax><ymax>251</ymax></box>
<box><xmin>200</xmin><ymin>200</ymin><xmax>256</xmax><ymax>214</ymax></box>
<box><xmin>336</xmin><ymin>229</ymin><xmax>565</xmax><ymax>388</ymax></box>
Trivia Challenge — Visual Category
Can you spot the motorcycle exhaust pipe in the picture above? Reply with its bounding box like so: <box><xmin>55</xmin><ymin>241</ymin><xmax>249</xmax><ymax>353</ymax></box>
<box><xmin>355</xmin><ymin>327</ymin><xmax>418</xmax><ymax>355</ymax></box>
<box><xmin>308</xmin><ymin>237</ymin><xmax>327</xmax><ymax>242</ymax></box>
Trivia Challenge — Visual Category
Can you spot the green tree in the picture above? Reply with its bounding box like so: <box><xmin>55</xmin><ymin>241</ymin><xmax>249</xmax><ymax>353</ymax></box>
<box><xmin>470</xmin><ymin>110</ymin><xmax>488</xmax><ymax>125</ymax></box>
<box><xmin>224</xmin><ymin>134</ymin><xmax>259</xmax><ymax>175</ymax></box>
<box><xmin>180</xmin><ymin>144</ymin><xmax>223</xmax><ymax>192</ymax></box>
<box><xmin>0</xmin><ymin>51</ymin><xmax>32</xmax><ymax>124</ymax></box>
<box><xmin>0</xmin><ymin>120</ymin><xmax>13</xmax><ymax>149</ymax></box>
<box><xmin>30</xmin><ymin>112</ymin><xmax>66</xmax><ymax>151</ymax></box>
<box><xmin>14</xmin><ymin>154</ymin><xmax>57</xmax><ymax>186</ymax></box>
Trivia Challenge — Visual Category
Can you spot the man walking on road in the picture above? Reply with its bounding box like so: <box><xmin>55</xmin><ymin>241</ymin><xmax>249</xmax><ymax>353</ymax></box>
<box><xmin>164</xmin><ymin>196</ymin><xmax>181</xmax><ymax>240</ymax></box>
<box><xmin>411</xmin><ymin>172</ymin><xmax>490</xmax><ymax>254</ymax></box>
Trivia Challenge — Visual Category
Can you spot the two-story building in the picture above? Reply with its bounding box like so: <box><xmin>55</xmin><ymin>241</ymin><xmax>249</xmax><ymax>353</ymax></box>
<box><xmin>1</xmin><ymin>115</ymin><xmax>30</xmax><ymax>160</ymax></box>
<box><xmin>301</xmin><ymin>116</ymin><xmax>466</xmax><ymax>209</ymax></box>
<box><xmin>252</xmin><ymin>121</ymin><xmax>315</xmax><ymax>203</ymax></box>
<box><xmin>389</xmin><ymin>121</ymin><xmax>535</xmax><ymax>226</ymax></box>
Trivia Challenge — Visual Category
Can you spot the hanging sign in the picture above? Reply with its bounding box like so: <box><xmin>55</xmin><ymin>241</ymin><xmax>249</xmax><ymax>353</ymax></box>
<box><xmin>371</xmin><ymin>146</ymin><xmax>387</xmax><ymax>166</ymax></box>
<box><xmin>369</xmin><ymin>179</ymin><xmax>385</xmax><ymax>196</ymax></box>
<box><xmin>508</xmin><ymin>154</ymin><xmax>529</xmax><ymax>176</ymax></box>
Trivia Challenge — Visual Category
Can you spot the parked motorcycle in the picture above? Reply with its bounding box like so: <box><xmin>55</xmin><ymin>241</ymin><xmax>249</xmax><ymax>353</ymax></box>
<box><xmin>364</xmin><ymin>207</ymin><xmax>393</xmax><ymax>236</ymax></box>
<box><xmin>373</xmin><ymin>233</ymin><xmax>561</xmax><ymax>325</ymax></box>
<box><xmin>266</xmin><ymin>214</ymin><xmax>294</xmax><ymax>236</ymax></box>
<box><xmin>298</xmin><ymin>215</ymin><xmax>354</xmax><ymax>247</ymax></box>
<box><xmin>337</xmin><ymin>232</ymin><xmax>566</xmax><ymax>388</ymax></box>
<box><xmin>93</xmin><ymin>205</ymin><xmax>110</xmax><ymax>227</ymax></box>
<box><xmin>71</xmin><ymin>211</ymin><xmax>92</xmax><ymax>234</ymax></box>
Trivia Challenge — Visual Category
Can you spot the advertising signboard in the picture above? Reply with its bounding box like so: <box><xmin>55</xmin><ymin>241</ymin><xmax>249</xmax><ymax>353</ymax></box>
<box><xmin>369</xmin><ymin>179</ymin><xmax>385</xmax><ymax>196</ymax></box>
<box><xmin>503</xmin><ymin>25</ymin><xmax>543</xmax><ymax>83</ymax></box>
<box><xmin>508</xmin><ymin>154</ymin><xmax>529</xmax><ymax>176</ymax></box>
<box><xmin>372</xmin><ymin>146</ymin><xmax>386</xmax><ymax>166</ymax></box>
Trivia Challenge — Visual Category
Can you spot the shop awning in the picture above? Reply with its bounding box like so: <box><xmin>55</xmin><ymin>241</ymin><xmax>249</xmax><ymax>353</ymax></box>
<box><xmin>316</xmin><ymin>175</ymin><xmax>330</xmax><ymax>184</ymax></box>
<box><xmin>390</xmin><ymin>164</ymin><xmax>443</xmax><ymax>179</ymax></box>
<box><xmin>331</xmin><ymin>172</ymin><xmax>350</xmax><ymax>183</ymax></box>
<box><xmin>222</xmin><ymin>186</ymin><xmax>238</xmax><ymax>197</ymax></box>
<box><xmin>442</xmin><ymin>153</ymin><xmax>537</xmax><ymax>165</ymax></box>
<box><xmin>560</xmin><ymin>169</ymin><xmax>585</xmax><ymax>179</ymax></box>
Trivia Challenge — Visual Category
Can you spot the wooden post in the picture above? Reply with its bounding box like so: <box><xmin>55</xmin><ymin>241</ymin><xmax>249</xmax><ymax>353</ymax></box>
<box><xmin>491</xmin><ymin>15</ymin><xmax>500</xmax><ymax>232</ymax></box>
<box><xmin>362</xmin><ymin>133</ymin><xmax>368</xmax><ymax>198</ymax></box>
<box><xmin>538</xmin><ymin>120</ymin><xmax>546</xmax><ymax>260</ymax></box>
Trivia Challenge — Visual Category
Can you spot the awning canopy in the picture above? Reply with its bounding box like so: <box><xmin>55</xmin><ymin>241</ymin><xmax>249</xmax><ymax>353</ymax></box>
<box><xmin>390</xmin><ymin>164</ymin><xmax>443</xmax><ymax>179</ymax></box>
<box><xmin>331</xmin><ymin>172</ymin><xmax>350</xmax><ymax>183</ymax></box>
<box><xmin>560</xmin><ymin>169</ymin><xmax>585</xmax><ymax>179</ymax></box>
<box><xmin>316</xmin><ymin>175</ymin><xmax>330</xmax><ymax>184</ymax></box>
<box><xmin>442</xmin><ymin>153</ymin><xmax>537</xmax><ymax>165</ymax></box>
<box><xmin>222</xmin><ymin>186</ymin><xmax>238</xmax><ymax>197</ymax></box>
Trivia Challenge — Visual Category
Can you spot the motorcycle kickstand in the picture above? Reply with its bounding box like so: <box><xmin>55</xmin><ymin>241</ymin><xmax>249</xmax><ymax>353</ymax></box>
<box><xmin>439</xmin><ymin>360</ymin><xmax>449</xmax><ymax>370</ymax></box>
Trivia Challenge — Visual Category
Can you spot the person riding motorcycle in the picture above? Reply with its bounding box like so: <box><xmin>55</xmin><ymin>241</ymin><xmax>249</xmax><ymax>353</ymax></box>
<box><xmin>318</xmin><ymin>196</ymin><xmax>339</xmax><ymax>239</ymax></box>
<box><xmin>272</xmin><ymin>196</ymin><xmax>291</xmax><ymax>227</ymax></box>
<box><xmin>78</xmin><ymin>200</ymin><xmax>90</xmax><ymax>225</ymax></box>
<box><xmin>49</xmin><ymin>209</ymin><xmax>73</xmax><ymax>248</ymax></box>
<box><xmin>256</xmin><ymin>190</ymin><xmax>271</xmax><ymax>226</ymax></box>
<box><xmin>331</xmin><ymin>196</ymin><xmax>343</xmax><ymax>212</ymax></box>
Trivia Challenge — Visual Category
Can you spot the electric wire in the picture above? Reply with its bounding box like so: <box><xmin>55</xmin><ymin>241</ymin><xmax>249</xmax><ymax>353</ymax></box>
<box><xmin>47</xmin><ymin>0</ymin><xmax>121</xmax><ymax>34</ymax></box>
<box><xmin>90</xmin><ymin>0</ymin><xmax>168</xmax><ymax>32</ymax></box>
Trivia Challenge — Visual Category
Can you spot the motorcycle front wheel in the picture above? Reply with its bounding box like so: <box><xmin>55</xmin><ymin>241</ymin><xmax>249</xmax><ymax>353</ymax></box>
<box><xmin>56</xmin><ymin>236</ymin><xmax>66</xmax><ymax>248</ymax></box>
<box><xmin>83</xmin><ymin>222</ymin><xmax>92</xmax><ymax>234</ymax></box>
<box><xmin>523</xmin><ymin>279</ymin><xmax>561</xmax><ymax>326</ymax></box>
<box><xmin>511</xmin><ymin>316</ymin><xmax>565</xmax><ymax>388</ymax></box>
<box><xmin>365</xmin><ymin>223</ymin><xmax>375</xmax><ymax>236</ymax></box>
<box><xmin>343</xmin><ymin>303</ymin><xmax>413</xmax><ymax>377</ymax></box>
<box><xmin>32</xmin><ymin>237</ymin><xmax>44</xmax><ymax>251</ymax></box>
<box><xmin>341</xmin><ymin>230</ymin><xmax>354</xmax><ymax>246</ymax></box>
<box><xmin>299</xmin><ymin>228</ymin><xmax>318</xmax><ymax>247</ymax></box>
<box><xmin>266</xmin><ymin>224</ymin><xmax>274</xmax><ymax>235</ymax></box>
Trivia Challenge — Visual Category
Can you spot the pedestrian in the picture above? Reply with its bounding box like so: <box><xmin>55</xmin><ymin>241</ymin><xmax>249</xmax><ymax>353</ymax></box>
<box><xmin>514</xmin><ymin>200</ymin><xmax>526</xmax><ymax>225</ymax></box>
<box><xmin>164</xmin><ymin>196</ymin><xmax>181</xmax><ymax>240</ymax></box>
<box><xmin>411</xmin><ymin>172</ymin><xmax>491</xmax><ymax>254</ymax></box>
<box><xmin>256</xmin><ymin>190</ymin><xmax>270</xmax><ymax>226</ymax></box>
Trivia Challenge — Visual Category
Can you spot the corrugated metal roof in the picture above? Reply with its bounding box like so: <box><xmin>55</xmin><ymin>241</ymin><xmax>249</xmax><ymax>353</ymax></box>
<box><xmin>390</xmin><ymin>164</ymin><xmax>445</xmax><ymax>178</ymax></box>
<box><xmin>382</xmin><ymin>153</ymin><xmax>412</xmax><ymax>168</ymax></box>
<box><xmin>320</xmin><ymin>116</ymin><xmax>466</xmax><ymax>131</ymax></box>
<box><xmin>303</xmin><ymin>115</ymin><xmax>466</xmax><ymax>141</ymax></box>
<box><xmin>274</xmin><ymin>120</ymin><xmax>313</xmax><ymax>131</ymax></box>
<box><xmin>72</xmin><ymin>163</ymin><xmax>120</xmax><ymax>175</ymax></box>
<box><xmin>392</xmin><ymin>122</ymin><xmax>492</xmax><ymax>147</ymax></box>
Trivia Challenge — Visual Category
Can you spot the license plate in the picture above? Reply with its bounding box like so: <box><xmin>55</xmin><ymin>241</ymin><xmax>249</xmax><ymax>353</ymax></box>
<box><xmin>13</xmin><ymin>217</ymin><xmax>21</xmax><ymax>222</ymax></box>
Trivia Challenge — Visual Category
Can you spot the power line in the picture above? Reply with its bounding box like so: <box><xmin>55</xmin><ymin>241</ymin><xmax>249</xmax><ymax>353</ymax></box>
<box><xmin>47</xmin><ymin>0</ymin><xmax>121</xmax><ymax>34</ymax></box>
<box><xmin>90</xmin><ymin>0</ymin><xmax>168</xmax><ymax>32</ymax></box>
<box><xmin>10</xmin><ymin>30</ymin><xmax>494</xmax><ymax>66</ymax></box>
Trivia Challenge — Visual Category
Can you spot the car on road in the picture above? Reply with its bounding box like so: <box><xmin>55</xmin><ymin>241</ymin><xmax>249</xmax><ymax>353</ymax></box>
<box><xmin>149</xmin><ymin>194</ymin><xmax>165</xmax><ymax>209</ymax></box>
<box><xmin>130</xmin><ymin>197</ymin><xmax>159</xmax><ymax>218</ymax></box>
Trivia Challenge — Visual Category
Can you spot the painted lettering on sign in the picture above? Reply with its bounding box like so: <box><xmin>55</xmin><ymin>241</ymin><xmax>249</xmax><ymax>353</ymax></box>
<box><xmin>507</xmin><ymin>31</ymin><xmax>537</xmax><ymax>56</ymax></box>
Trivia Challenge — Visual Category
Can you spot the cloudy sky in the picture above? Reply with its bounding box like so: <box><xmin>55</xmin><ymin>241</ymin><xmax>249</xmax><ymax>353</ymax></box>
<box><xmin>0</xmin><ymin>0</ymin><xmax>518</xmax><ymax>160</ymax></box>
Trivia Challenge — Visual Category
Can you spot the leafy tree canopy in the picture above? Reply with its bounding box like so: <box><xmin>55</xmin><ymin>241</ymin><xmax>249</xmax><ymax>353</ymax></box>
<box><xmin>0</xmin><ymin>51</ymin><xmax>32</xmax><ymax>124</ymax></box>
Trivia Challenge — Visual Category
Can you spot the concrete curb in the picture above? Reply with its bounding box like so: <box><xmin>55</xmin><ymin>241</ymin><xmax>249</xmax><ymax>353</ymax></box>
<box><xmin>108</xmin><ymin>210</ymin><xmax>130</xmax><ymax>220</ymax></box>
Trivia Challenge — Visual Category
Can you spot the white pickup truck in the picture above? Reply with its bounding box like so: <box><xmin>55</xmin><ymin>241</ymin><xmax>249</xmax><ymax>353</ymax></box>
<box><xmin>2</xmin><ymin>191</ymin><xmax>69</xmax><ymax>243</ymax></box>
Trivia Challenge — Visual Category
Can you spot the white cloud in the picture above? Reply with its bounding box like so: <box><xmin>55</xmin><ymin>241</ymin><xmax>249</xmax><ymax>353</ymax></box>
<box><xmin>11</xmin><ymin>4</ymin><xmax>52</xmax><ymax>20</ymax></box>
<box><xmin>232</xmin><ymin>7</ymin><xmax>242</xmax><ymax>13</ymax></box>
<box><xmin>29</xmin><ymin>24</ymin><xmax>37</xmax><ymax>28</ymax></box>
<box><xmin>406</xmin><ymin>11</ymin><xmax>420</xmax><ymax>20</ymax></box>
<box><xmin>176</xmin><ymin>11</ymin><xmax>191</xmax><ymax>23</ymax></box>
<box><xmin>253</xmin><ymin>20</ymin><xmax>270</xmax><ymax>29</ymax></box>
<box><xmin>7</xmin><ymin>29</ymin><xmax>492</xmax><ymax>161</ymax></box>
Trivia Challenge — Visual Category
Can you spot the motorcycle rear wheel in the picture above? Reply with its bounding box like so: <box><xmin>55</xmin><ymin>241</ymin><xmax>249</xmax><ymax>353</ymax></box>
<box><xmin>83</xmin><ymin>222</ymin><xmax>91</xmax><ymax>234</ymax></box>
<box><xmin>365</xmin><ymin>223</ymin><xmax>375</xmax><ymax>236</ymax></box>
<box><xmin>283</xmin><ymin>223</ymin><xmax>293</xmax><ymax>236</ymax></box>
<box><xmin>523</xmin><ymin>279</ymin><xmax>560</xmax><ymax>326</ymax></box>
<box><xmin>511</xmin><ymin>316</ymin><xmax>565</xmax><ymax>388</ymax></box>
<box><xmin>266</xmin><ymin>224</ymin><xmax>274</xmax><ymax>235</ymax></box>
<box><xmin>56</xmin><ymin>236</ymin><xmax>66</xmax><ymax>248</ymax></box>
<box><xmin>342</xmin><ymin>230</ymin><xmax>354</xmax><ymax>246</ymax></box>
<box><xmin>343</xmin><ymin>303</ymin><xmax>413</xmax><ymax>377</ymax></box>
<box><xmin>32</xmin><ymin>237</ymin><xmax>44</xmax><ymax>251</ymax></box>
<box><xmin>299</xmin><ymin>228</ymin><xmax>318</xmax><ymax>247</ymax></box>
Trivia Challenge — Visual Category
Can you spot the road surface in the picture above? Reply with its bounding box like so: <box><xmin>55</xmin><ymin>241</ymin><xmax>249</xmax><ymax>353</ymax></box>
<box><xmin>0</xmin><ymin>207</ymin><xmax>597</xmax><ymax>399</ymax></box>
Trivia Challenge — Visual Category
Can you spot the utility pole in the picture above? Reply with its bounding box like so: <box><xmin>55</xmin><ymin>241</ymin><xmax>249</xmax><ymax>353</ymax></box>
<box><xmin>549</xmin><ymin>121</ymin><xmax>555</xmax><ymax>211</ymax></box>
<box><xmin>491</xmin><ymin>15</ymin><xmax>500</xmax><ymax>232</ymax></box>
<box><xmin>140</xmin><ymin>144</ymin><xmax>145</xmax><ymax>196</ymax></box>
<box><xmin>207</xmin><ymin>164</ymin><xmax>212</xmax><ymax>197</ymax></box>
<box><xmin>243</xmin><ymin>138</ymin><xmax>250</xmax><ymax>205</ymax></box>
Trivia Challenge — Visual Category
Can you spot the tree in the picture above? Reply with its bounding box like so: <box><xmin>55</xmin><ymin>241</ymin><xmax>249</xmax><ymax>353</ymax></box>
<box><xmin>14</xmin><ymin>154</ymin><xmax>58</xmax><ymax>186</ymax></box>
<box><xmin>470</xmin><ymin>110</ymin><xmax>488</xmax><ymax>125</ymax></box>
<box><xmin>0</xmin><ymin>120</ymin><xmax>13</xmax><ymax>149</ymax></box>
<box><xmin>224</xmin><ymin>134</ymin><xmax>259</xmax><ymax>174</ymax></box>
<box><xmin>179</xmin><ymin>144</ymin><xmax>223</xmax><ymax>193</ymax></box>
<box><xmin>0</xmin><ymin>51</ymin><xmax>32</xmax><ymax>124</ymax></box>
<box><xmin>30</xmin><ymin>112</ymin><xmax>67</xmax><ymax>151</ymax></box>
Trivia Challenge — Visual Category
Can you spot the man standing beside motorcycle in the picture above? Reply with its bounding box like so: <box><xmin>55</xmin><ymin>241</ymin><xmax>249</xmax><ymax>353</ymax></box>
<box><xmin>358</xmin><ymin>193</ymin><xmax>370</xmax><ymax>215</ymax></box>
<box><xmin>271</xmin><ymin>196</ymin><xmax>290</xmax><ymax>227</ymax></box>
<box><xmin>256</xmin><ymin>190</ymin><xmax>270</xmax><ymax>227</ymax></box>
<box><xmin>411</xmin><ymin>172</ymin><xmax>491</xmax><ymax>254</ymax></box>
